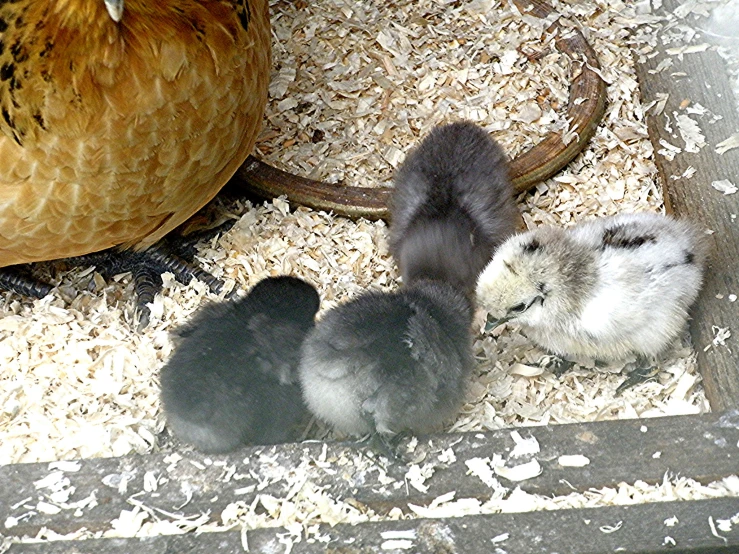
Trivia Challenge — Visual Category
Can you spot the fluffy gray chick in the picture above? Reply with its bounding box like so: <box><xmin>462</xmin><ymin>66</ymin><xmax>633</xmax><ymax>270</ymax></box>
<box><xmin>389</xmin><ymin>121</ymin><xmax>519</xmax><ymax>296</ymax></box>
<box><xmin>160</xmin><ymin>276</ymin><xmax>320</xmax><ymax>453</ymax></box>
<box><xmin>476</xmin><ymin>212</ymin><xmax>708</xmax><ymax>365</ymax></box>
<box><xmin>298</xmin><ymin>279</ymin><xmax>474</xmax><ymax>444</ymax></box>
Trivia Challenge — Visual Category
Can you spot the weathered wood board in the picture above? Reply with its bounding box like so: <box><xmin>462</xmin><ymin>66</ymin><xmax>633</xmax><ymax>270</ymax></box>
<box><xmin>6</xmin><ymin>497</ymin><xmax>739</xmax><ymax>554</ymax></box>
<box><xmin>633</xmin><ymin>0</ymin><xmax>739</xmax><ymax>411</ymax></box>
<box><xmin>2</xmin><ymin>412</ymin><xmax>738</xmax><ymax>550</ymax></box>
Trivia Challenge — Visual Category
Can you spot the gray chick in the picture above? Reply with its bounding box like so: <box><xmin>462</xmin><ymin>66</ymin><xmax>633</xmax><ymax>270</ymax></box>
<box><xmin>389</xmin><ymin>120</ymin><xmax>519</xmax><ymax>296</ymax></box>
<box><xmin>160</xmin><ymin>276</ymin><xmax>320</xmax><ymax>453</ymax></box>
<box><xmin>476</xmin><ymin>212</ymin><xmax>708</xmax><ymax>389</ymax></box>
<box><xmin>298</xmin><ymin>279</ymin><xmax>474</xmax><ymax>449</ymax></box>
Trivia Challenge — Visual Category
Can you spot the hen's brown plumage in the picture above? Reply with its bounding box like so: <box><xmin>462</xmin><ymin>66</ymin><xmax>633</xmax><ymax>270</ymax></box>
<box><xmin>0</xmin><ymin>0</ymin><xmax>270</xmax><ymax>267</ymax></box>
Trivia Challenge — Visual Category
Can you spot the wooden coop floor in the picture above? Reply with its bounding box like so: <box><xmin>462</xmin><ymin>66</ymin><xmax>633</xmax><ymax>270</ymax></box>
<box><xmin>1</xmin><ymin>0</ymin><xmax>739</xmax><ymax>552</ymax></box>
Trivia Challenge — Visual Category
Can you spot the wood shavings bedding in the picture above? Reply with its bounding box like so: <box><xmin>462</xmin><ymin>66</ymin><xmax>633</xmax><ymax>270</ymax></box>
<box><xmin>259</xmin><ymin>0</ymin><xmax>571</xmax><ymax>185</ymax></box>
<box><xmin>0</xmin><ymin>0</ymin><xmax>717</xmax><ymax>528</ymax></box>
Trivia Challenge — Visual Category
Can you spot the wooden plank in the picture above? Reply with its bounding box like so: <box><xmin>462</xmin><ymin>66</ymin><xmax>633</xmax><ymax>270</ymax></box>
<box><xmin>2</xmin><ymin>412</ymin><xmax>737</xmax><ymax>540</ymax></box>
<box><xmin>6</xmin><ymin>498</ymin><xmax>739</xmax><ymax>554</ymax></box>
<box><xmin>632</xmin><ymin>1</ymin><xmax>739</xmax><ymax>411</ymax></box>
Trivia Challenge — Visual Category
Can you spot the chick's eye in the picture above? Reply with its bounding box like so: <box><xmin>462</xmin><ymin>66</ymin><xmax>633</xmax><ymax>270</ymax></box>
<box><xmin>509</xmin><ymin>302</ymin><xmax>528</xmax><ymax>314</ymax></box>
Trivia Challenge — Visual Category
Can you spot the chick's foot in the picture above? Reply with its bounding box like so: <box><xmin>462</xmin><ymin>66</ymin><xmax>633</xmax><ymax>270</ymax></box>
<box><xmin>542</xmin><ymin>355</ymin><xmax>575</xmax><ymax>377</ymax></box>
<box><xmin>615</xmin><ymin>359</ymin><xmax>660</xmax><ymax>395</ymax></box>
<box><xmin>350</xmin><ymin>432</ymin><xmax>410</xmax><ymax>465</ymax></box>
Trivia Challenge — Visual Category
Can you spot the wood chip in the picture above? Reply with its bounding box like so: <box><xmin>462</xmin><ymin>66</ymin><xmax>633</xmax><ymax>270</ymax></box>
<box><xmin>711</xmin><ymin>180</ymin><xmax>738</xmax><ymax>195</ymax></box>
<box><xmin>494</xmin><ymin>459</ymin><xmax>543</xmax><ymax>482</ymax></box>
<box><xmin>558</xmin><ymin>455</ymin><xmax>591</xmax><ymax>467</ymax></box>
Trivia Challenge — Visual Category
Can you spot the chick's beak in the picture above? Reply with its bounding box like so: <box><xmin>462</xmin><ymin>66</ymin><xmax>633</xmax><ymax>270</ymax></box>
<box><xmin>484</xmin><ymin>295</ymin><xmax>544</xmax><ymax>332</ymax></box>
<box><xmin>104</xmin><ymin>0</ymin><xmax>124</xmax><ymax>22</ymax></box>
<box><xmin>484</xmin><ymin>313</ymin><xmax>510</xmax><ymax>332</ymax></box>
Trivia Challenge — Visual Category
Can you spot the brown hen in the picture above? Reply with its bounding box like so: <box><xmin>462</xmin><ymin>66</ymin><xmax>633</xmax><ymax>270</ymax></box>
<box><xmin>0</xmin><ymin>0</ymin><xmax>270</xmax><ymax>272</ymax></box>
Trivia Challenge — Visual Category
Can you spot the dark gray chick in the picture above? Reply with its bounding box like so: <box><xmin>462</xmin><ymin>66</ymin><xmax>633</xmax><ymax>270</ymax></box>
<box><xmin>160</xmin><ymin>276</ymin><xmax>320</xmax><ymax>453</ymax></box>
<box><xmin>298</xmin><ymin>279</ymin><xmax>474</xmax><ymax>450</ymax></box>
<box><xmin>389</xmin><ymin>120</ymin><xmax>519</xmax><ymax>296</ymax></box>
